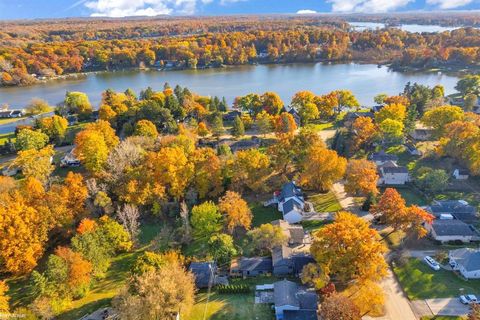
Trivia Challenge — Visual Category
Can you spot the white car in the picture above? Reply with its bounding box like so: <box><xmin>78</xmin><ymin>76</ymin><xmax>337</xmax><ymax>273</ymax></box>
<box><xmin>423</xmin><ymin>256</ymin><xmax>441</xmax><ymax>271</ymax></box>
<box><xmin>460</xmin><ymin>294</ymin><xmax>478</xmax><ymax>305</ymax></box>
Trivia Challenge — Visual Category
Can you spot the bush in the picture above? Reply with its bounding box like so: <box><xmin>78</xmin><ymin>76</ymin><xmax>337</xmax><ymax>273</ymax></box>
<box><xmin>217</xmin><ymin>284</ymin><xmax>250</xmax><ymax>294</ymax></box>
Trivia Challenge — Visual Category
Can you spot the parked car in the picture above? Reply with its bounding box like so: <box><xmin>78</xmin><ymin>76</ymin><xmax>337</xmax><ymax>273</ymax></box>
<box><xmin>460</xmin><ymin>294</ymin><xmax>478</xmax><ymax>305</ymax></box>
<box><xmin>423</xmin><ymin>256</ymin><xmax>441</xmax><ymax>271</ymax></box>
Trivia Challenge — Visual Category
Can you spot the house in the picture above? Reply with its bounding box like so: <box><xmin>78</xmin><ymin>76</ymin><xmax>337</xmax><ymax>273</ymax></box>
<box><xmin>274</xmin><ymin>182</ymin><xmax>306</xmax><ymax>224</ymax></box>
<box><xmin>272</xmin><ymin>245</ymin><xmax>314</xmax><ymax>276</ymax></box>
<box><xmin>272</xmin><ymin>280</ymin><xmax>318</xmax><ymax>320</ymax></box>
<box><xmin>271</xmin><ymin>220</ymin><xmax>309</xmax><ymax>246</ymax></box>
<box><xmin>60</xmin><ymin>151</ymin><xmax>80</xmax><ymax>167</ymax></box>
<box><xmin>453</xmin><ymin>168</ymin><xmax>469</xmax><ymax>180</ymax></box>
<box><xmin>377</xmin><ymin>161</ymin><xmax>410</xmax><ymax>185</ymax></box>
<box><xmin>230</xmin><ymin>137</ymin><xmax>261</xmax><ymax>152</ymax></box>
<box><xmin>0</xmin><ymin>109</ymin><xmax>24</xmax><ymax>118</ymax></box>
<box><xmin>230</xmin><ymin>257</ymin><xmax>272</xmax><ymax>277</ymax></box>
<box><xmin>410</xmin><ymin>128</ymin><xmax>434</xmax><ymax>141</ymax></box>
<box><xmin>427</xmin><ymin>200</ymin><xmax>477</xmax><ymax>223</ymax></box>
<box><xmin>449</xmin><ymin>248</ymin><xmax>480</xmax><ymax>279</ymax></box>
<box><xmin>189</xmin><ymin>262</ymin><xmax>217</xmax><ymax>288</ymax></box>
<box><xmin>223</xmin><ymin>110</ymin><xmax>242</xmax><ymax>122</ymax></box>
<box><xmin>282</xmin><ymin>106</ymin><xmax>301</xmax><ymax>127</ymax></box>
<box><xmin>405</xmin><ymin>143</ymin><xmax>421</xmax><ymax>156</ymax></box>
<box><xmin>343</xmin><ymin>111</ymin><xmax>374</xmax><ymax>127</ymax></box>
<box><xmin>369</xmin><ymin>151</ymin><xmax>399</xmax><ymax>166</ymax></box>
<box><xmin>426</xmin><ymin>216</ymin><xmax>478</xmax><ymax>243</ymax></box>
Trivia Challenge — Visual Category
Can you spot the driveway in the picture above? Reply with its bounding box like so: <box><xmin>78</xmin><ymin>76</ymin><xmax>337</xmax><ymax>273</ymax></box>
<box><xmin>426</xmin><ymin>298</ymin><xmax>470</xmax><ymax>316</ymax></box>
<box><xmin>364</xmin><ymin>270</ymin><xmax>417</xmax><ymax>320</ymax></box>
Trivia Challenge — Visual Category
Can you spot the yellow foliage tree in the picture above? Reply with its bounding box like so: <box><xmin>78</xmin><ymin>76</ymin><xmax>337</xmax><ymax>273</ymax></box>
<box><xmin>12</xmin><ymin>145</ymin><xmax>54</xmax><ymax>183</ymax></box>
<box><xmin>345</xmin><ymin>159</ymin><xmax>379</xmax><ymax>196</ymax></box>
<box><xmin>218</xmin><ymin>191</ymin><xmax>252</xmax><ymax>233</ymax></box>
<box><xmin>231</xmin><ymin>149</ymin><xmax>271</xmax><ymax>192</ymax></box>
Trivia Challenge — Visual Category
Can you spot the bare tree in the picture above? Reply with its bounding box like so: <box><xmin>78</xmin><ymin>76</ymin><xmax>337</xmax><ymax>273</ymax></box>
<box><xmin>105</xmin><ymin>139</ymin><xmax>145</xmax><ymax>185</ymax></box>
<box><xmin>117</xmin><ymin>204</ymin><xmax>140</xmax><ymax>245</ymax></box>
<box><xmin>179</xmin><ymin>201</ymin><xmax>192</xmax><ymax>243</ymax></box>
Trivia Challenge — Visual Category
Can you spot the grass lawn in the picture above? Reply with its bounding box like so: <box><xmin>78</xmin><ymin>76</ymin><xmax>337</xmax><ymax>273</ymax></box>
<box><xmin>380</xmin><ymin>186</ymin><xmax>427</xmax><ymax>206</ymax></box>
<box><xmin>0</xmin><ymin>132</ymin><xmax>15</xmax><ymax>144</ymax></box>
<box><xmin>394</xmin><ymin>258</ymin><xmax>480</xmax><ymax>300</ymax></box>
<box><xmin>301</xmin><ymin>220</ymin><xmax>328</xmax><ymax>232</ymax></box>
<box><xmin>305</xmin><ymin>122</ymin><xmax>334</xmax><ymax>132</ymax></box>
<box><xmin>250</xmin><ymin>202</ymin><xmax>283</xmax><ymax>227</ymax></box>
<box><xmin>307</xmin><ymin>191</ymin><xmax>342</xmax><ymax>212</ymax></box>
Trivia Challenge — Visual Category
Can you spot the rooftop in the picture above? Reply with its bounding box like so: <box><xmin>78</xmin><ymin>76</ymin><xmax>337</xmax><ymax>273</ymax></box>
<box><xmin>450</xmin><ymin>248</ymin><xmax>480</xmax><ymax>272</ymax></box>
<box><xmin>431</xmin><ymin>219</ymin><xmax>477</xmax><ymax>237</ymax></box>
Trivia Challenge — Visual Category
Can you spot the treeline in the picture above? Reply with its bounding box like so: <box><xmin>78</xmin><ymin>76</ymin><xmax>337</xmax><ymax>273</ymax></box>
<box><xmin>2</xmin><ymin>19</ymin><xmax>480</xmax><ymax>86</ymax></box>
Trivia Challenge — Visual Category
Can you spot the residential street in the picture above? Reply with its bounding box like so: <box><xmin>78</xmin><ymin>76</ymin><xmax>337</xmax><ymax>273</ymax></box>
<box><xmin>332</xmin><ymin>181</ymin><xmax>417</xmax><ymax>320</ymax></box>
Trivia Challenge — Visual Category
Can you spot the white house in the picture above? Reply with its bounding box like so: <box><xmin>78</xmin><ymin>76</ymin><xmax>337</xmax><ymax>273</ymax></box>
<box><xmin>377</xmin><ymin>161</ymin><xmax>410</xmax><ymax>185</ymax></box>
<box><xmin>449</xmin><ymin>248</ymin><xmax>480</xmax><ymax>279</ymax></box>
<box><xmin>453</xmin><ymin>168</ymin><xmax>469</xmax><ymax>180</ymax></box>
<box><xmin>369</xmin><ymin>151</ymin><xmax>399</xmax><ymax>166</ymax></box>
<box><xmin>274</xmin><ymin>182</ymin><xmax>306</xmax><ymax>224</ymax></box>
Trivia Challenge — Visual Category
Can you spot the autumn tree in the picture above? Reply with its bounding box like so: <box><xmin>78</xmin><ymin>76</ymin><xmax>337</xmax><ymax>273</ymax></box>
<box><xmin>64</xmin><ymin>91</ymin><xmax>92</xmax><ymax>117</ymax></box>
<box><xmin>370</xmin><ymin>188</ymin><xmax>434</xmax><ymax>238</ymax></box>
<box><xmin>231</xmin><ymin>116</ymin><xmax>245</xmax><ymax>137</ymax></box>
<box><xmin>299</xmin><ymin>145</ymin><xmax>347</xmax><ymax>192</ymax></box>
<box><xmin>375</xmin><ymin>103</ymin><xmax>407</xmax><ymax>124</ymax></box>
<box><xmin>273</xmin><ymin>112</ymin><xmax>297</xmax><ymax>137</ymax></box>
<box><xmin>208</xmin><ymin>234</ymin><xmax>237</xmax><ymax>265</ymax></box>
<box><xmin>191</xmin><ymin>201</ymin><xmax>222</xmax><ymax>241</ymax></box>
<box><xmin>25</xmin><ymin>98</ymin><xmax>51</xmax><ymax>115</ymax></box>
<box><xmin>464</xmin><ymin>93</ymin><xmax>478</xmax><ymax>112</ymax></box>
<box><xmin>218</xmin><ymin>191</ymin><xmax>252</xmax><ymax>233</ymax></box>
<box><xmin>291</xmin><ymin>91</ymin><xmax>319</xmax><ymax>124</ymax></box>
<box><xmin>15</xmin><ymin>128</ymin><xmax>49</xmax><ymax>151</ymax></box>
<box><xmin>422</xmin><ymin>105</ymin><xmax>464</xmax><ymax>136</ymax></box>
<box><xmin>0</xmin><ymin>190</ymin><xmax>53</xmax><ymax>274</ymax></box>
<box><xmin>256</xmin><ymin>110</ymin><xmax>273</xmax><ymax>135</ymax></box>
<box><xmin>117</xmin><ymin>204</ymin><xmax>140</xmax><ymax>244</ymax></box>
<box><xmin>13</xmin><ymin>145</ymin><xmax>54</xmax><ymax>183</ymax></box>
<box><xmin>343</xmin><ymin>280</ymin><xmax>385</xmax><ymax>317</ymax></box>
<box><xmin>378</xmin><ymin>118</ymin><xmax>404</xmax><ymax>144</ymax></box>
<box><xmin>134</xmin><ymin>119</ymin><xmax>158</xmax><ymax>138</ymax></box>
<box><xmin>0</xmin><ymin>281</ymin><xmax>9</xmax><ymax>313</ymax></box>
<box><xmin>320</xmin><ymin>294</ymin><xmax>361</xmax><ymax>320</ymax></box>
<box><xmin>248</xmin><ymin>224</ymin><xmax>287</xmax><ymax>254</ymax></box>
<box><xmin>309</xmin><ymin>211</ymin><xmax>387</xmax><ymax>283</ymax></box>
<box><xmin>192</xmin><ymin>147</ymin><xmax>223</xmax><ymax>199</ymax></box>
<box><xmin>113</xmin><ymin>265</ymin><xmax>195</xmax><ymax>320</ymax></box>
<box><xmin>196</xmin><ymin>122</ymin><xmax>210</xmax><ymax>137</ymax></box>
<box><xmin>36</xmin><ymin>115</ymin><xmax>68</xmax><ymax>142</ymax></box>
<box><xmin>345</xmin><ymin>159</ymin><xmax>379</xmax><ymax>196</ymax></box>
<box><xmin>231</xmin><ymin>149</ymin><xmax>271</xmax><ymax>192</ymax></box>
<box><xmin>352</xmin><ymin>116</ymin><xmax>378</xmax><ymax>151</ymax></box>
<box><xmin>261</xmin><ymin>92</ymin><xmax>283</xmax><ymax>115</ymax></box>
<box><xmin>333</xmin><ymin>90</ymin><xmax>360</xmax><ymax>113</ymax></box>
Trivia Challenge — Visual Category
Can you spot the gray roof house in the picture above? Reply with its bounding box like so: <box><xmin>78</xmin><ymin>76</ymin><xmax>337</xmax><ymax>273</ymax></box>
<box><xmin>273</xmin><ymin>280</ymin><xmax>318</xmax><ymax>320</ymax></box>
<box><xmin>230</xmin><ymin>257</ymin><xmax>272</xmax><ymax>277</ymax></box>
<box><xmin>272</xmin><ymin>245</ymin><xmax>315</xmax><ymax>276</ymax></box>
<box><xmin>369</xmin><ymin>151</ymin><xmax>399</xmax><ymax>165</ymax></box>
<box><xmin>377</xmin><ymin>161</ymin><xmax>410</xmax><ymax>185</ymax></box>
<box><xmin>189</xmin><ymin>262</ymin><xmax>217</xmax><ymax>288</ymax></box>
<box><xmin>271</xmin><ymin>220</ymin><xmax>307</xmax><ymax>246</ymax></box>
<box><xmin>428</xmin><ymin>200</ymin><xmax>477</xmax><ymax>223</ymax></box>
<box><xmin>426</xmin><ymin>218</ymin><xmax>478</xmax><ymax>243</ymax></box>
<box><xmin>449</xmin><ymin>248</ymin><xmax>480</xmax><ymax>279</ymax></box>
<box><xmin>275</xmin><ymin>182</ymin><xmax>305</xmax><ymax>224</ymax></box>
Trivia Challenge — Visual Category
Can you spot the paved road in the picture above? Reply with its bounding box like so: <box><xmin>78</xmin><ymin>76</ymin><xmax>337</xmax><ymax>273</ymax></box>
<box><xmin>364</xmin><ymin>270</ymin><xmax>417</xmax><ymax>320</ymax></box>
<box><xmin>426</xmin><ymin>298</ymin><xmax>470</xmax><ymax>316</ymax></box>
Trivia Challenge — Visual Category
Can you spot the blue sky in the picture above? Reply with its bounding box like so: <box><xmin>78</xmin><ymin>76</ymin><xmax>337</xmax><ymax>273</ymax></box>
<box><xmin>0</xmin><ymin>0</ymin><xmax>478</xmax><ymax>19</ymax></box>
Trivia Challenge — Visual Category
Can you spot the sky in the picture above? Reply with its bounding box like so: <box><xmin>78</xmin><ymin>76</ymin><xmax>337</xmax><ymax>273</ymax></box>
<box><xmin>0</xmin><ymin>0</ymin><xmax>479</xmax><ymax>20</ymax></box>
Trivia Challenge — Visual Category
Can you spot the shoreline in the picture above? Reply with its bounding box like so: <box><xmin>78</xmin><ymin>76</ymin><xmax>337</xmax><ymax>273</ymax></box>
<box><xmin>0</xmin><ymin>59</ymin><xmax>470</xmax><ymax>90</ymax></box>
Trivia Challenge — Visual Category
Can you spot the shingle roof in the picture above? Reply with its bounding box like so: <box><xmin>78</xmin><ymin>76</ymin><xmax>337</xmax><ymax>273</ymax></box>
<box><xmin>189</xmin><ymin>262</ymin><xmax>216</xmax><ymax>288</ymax></box>
<box><xmin>274</xmin><ymin>280</ymin><xmax>300</xmax><ymax>307</ymax></box>
<box><xmin>280</xmin><ymin>182</ymin><xmax>303</xmax><ymax>201</ymax></box>
<box><xmin>292</xmin><ymin>255</ymin><xmax>316</xmax><ymax>275</ymax></box>
<box><xmin>298</xmin><ymin>291</ymin><xmax>318</xmax><ymax>310</ymax></box>
<box><xmin>382</xmin><ymin>166</ymin><xmax>408</xmax><ymax>174</ymax></box>
<box><xmin>232</xmin><ymin>257</ymin><xmax>272</xmax><ymax>273</ymax></box>
<box><xmin>272</xmin><ymin>245</ymin><xmax>293</xmax><ymax>266</ymax></box>
<box><xmin>431</xmin><ymin>219</ymin><xmax>477</xmax><ymax>236</ymax></box>
<box><xmin>271</xmin><ymin>220</ymin><xmax>305</xmax><ymax>245</ymax></box>
<box><xmin>283</xmin><ymin>198</ymin><xmax>303</xmax><ymax>215</ymax></box>
<box><xmin>450</xmin><ymin>248</ymin><xmax>480</xmax><ymax>272</ymax></box>
<box><xmin>370</xmin><ymin>151</ymin><xmax>398</xmax><ymax>162</ymax></box>
<box><xmin>429</xmin><ymin>201</ymin><xmax>477</xmax><ymax>221</ymax></box>
<box><xmin>283</xmin><ymin>310</ymin><xmax>318</xmax><ymax>320</ymax></box>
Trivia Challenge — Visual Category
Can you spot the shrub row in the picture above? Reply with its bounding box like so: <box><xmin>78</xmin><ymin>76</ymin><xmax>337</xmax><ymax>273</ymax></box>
<box><xmin>217</xmin><ymin>284</ymin><xmax>250</xmax><ymax>294</ymax></box>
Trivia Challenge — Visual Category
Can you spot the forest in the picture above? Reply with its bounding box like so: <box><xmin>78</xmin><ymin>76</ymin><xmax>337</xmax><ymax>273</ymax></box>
<box><xmin>2</xmin><ymin>15</ymin><xmax>480</xmax><ymax>87</ymax></box>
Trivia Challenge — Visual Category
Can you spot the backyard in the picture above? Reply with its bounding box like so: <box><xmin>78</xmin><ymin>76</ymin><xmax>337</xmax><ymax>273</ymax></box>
<box><xmin>307</xmin><ymin>191</ymin><xmax>343</xmax><ymax>212</ymax></box>
<box><xmin>394</xmin><ymin>258</ymin><xmax>480</xmax><ymax>300</ymax></box>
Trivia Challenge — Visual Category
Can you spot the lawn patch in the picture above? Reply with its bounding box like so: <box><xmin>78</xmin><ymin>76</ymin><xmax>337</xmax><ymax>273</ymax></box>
<box><xmin>380</xmin><ymin>186</ymin><xmax>427</xmax><ymax>206</ymax></box>
<box><xmin>393</xmin><ymin>258</ymin><xmax>480</xmax><ymax>300</ymax></box>
<box><xmin>307</xmin><ymin>191</ymin><xmax>342</xmax><ymax>212</ymax></box>
<box><xmin>250</xmin><ymin>202</ymin><xmax>282</xmax><ymax>227</ymax></box>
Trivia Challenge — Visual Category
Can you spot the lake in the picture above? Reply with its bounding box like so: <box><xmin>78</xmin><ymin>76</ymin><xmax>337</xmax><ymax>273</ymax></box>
<box><xmin>0</xmin><ymin>63</ymin><xmax>459</xmax><ymax>110</ymax></box>
<box><xmin>349</xmin><ymin>21</ymin><xmax>474</xmax><ymax>33</ymax></box>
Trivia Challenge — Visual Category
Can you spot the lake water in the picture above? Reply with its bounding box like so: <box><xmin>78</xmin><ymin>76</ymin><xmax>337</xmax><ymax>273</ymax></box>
<box><xmin>0</xmin><ymin>63</ymin><xmax>459</xmax><ymax>111</ymax></box>
<box><xmin>349</xmin><ymin>21</ymin><xmax>474</xmax><ymax>33</ymax></box>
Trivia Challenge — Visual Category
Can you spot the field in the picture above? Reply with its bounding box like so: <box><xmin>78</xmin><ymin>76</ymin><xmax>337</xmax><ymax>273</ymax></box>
<box><xmin>394</xmin><ymin>258</ymin><xmax>480</xmax><ymax>300</ymax></box>
<box><xmin>250</xmin><ymin>202</ymin><xmax>283</xmax><ymax>227</ymax></box>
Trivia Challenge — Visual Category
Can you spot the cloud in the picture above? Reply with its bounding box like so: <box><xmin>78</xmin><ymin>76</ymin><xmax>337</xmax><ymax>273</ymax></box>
<box><xmin>84</xmin><ymin>0</ymin><xmax>212</xmax><ymax>17</ymax></box>
<box><xmin>426</xmin><ymin>0</ymin><xmax>474</xmax><ymax>8</ymax></box>
<box><xmin>328</xmin><ymin>0</ymin><xmax>413</xmax><ymax>12</ymax></box>
<box><xmin>297</xmin><ymin>9</ymin><xmax>318</xmax><ymax>14</ymax></box>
